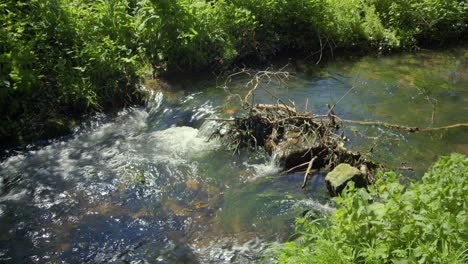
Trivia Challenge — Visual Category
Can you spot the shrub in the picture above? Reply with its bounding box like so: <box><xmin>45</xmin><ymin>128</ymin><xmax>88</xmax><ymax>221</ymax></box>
<box><xmin>0</xmin><ymin>0</ymin><xmax>141</xmax><ymax>144</ymax></box>
<box><xmin>1</xmin><ymin>0</ymin><xmax>466</xmax><ymax>144</ymax></box>
<box><xmin>276</xmin><ymin>153</ymin><xmax>467</xmax><ymax>263</ymax></box>
<box><xmin>369</xmin><ymin>0</ymin><xmax>467</xmax><ymax>47</ymax></box>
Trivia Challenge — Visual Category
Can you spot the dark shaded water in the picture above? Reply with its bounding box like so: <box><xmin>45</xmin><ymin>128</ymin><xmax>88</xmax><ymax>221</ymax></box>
<box><xmin>0</xmin><ymin>48</ymin><xmax>466</xmax><ymax>263</ymax></box>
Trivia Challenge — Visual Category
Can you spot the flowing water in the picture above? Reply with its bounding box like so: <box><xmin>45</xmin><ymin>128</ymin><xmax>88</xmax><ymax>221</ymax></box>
<box><xmin>0</xmin><ymin>48</ymin><xmax>466</xmax><ymax>263</ymax></box>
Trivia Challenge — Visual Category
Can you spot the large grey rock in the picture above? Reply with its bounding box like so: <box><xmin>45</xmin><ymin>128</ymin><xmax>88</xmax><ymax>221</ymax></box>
<box><xmin>325</xmin><ymin>163</ymin><xmax>367</xmax><ymax>196</ymax></box>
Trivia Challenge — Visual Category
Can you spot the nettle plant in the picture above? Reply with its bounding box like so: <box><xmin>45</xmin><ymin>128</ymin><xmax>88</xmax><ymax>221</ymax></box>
<box><xmin>277</xmin><ymin>153</ymin><xmax>467</xmax><ymax>264</ymax></box>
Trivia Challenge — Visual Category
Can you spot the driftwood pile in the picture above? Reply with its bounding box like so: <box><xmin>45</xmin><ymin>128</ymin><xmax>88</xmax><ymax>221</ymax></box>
<box><xmin>208</xmin><ymin>69</ymin><xmax>380</xmax><ymax>191</ymax></box>
<box><xmin>211</xmin><ymin>102</ymin><xmax>377</xmax><ymax>189</ymax></box>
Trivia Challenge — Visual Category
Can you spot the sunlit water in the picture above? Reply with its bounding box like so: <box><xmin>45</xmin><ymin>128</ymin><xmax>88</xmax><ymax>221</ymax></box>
<box><xmin>1</xmin><ymin>48</ymin><xmax>466</xmax><ymax>263</ymax></box>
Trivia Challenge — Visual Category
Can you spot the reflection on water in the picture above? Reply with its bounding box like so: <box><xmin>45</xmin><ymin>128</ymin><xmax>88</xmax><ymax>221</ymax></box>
<box><xmin>0</xmin><ymin>48</ymin><xmax>466</xmax><ymax>263</ymax></box>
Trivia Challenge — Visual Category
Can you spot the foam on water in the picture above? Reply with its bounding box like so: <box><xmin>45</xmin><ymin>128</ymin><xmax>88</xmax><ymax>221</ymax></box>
<box><xmin>191</xmin><ymin>236</ymin><xmax>269</xmax><ymax>263</ymax></box>
<box><xmin>291</xmin><ymin>198</ymin><xmax>335</xmax><ymax>215</ymax></box>
<box><xmin>0</xmin><ymin>87</ymin><xmax>334</xmax><ymax>264</ymax></box>
<box><xmin>149</xmin><ymin>126</ymin><xmax>219</xmax><ymax>160</ymax></box>
<box><xmin>243</xmin><ymin>152</ymin><xmax>281</xmax><ymax>180</ymax></box>
<box><xmin>0</xmin><ymin>92</ymin><xmax>226</xmax><ymax>262</ymax></box>
<box><xmin>144</xmin><ymin>89</ymin><xmax>164</xmax><ymax>114</ymax></box>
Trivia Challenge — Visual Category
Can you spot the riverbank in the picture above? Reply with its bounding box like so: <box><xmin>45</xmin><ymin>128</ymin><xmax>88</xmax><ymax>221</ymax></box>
<box><xmin>1</xmin><ymin>0</ymin><xmax>466</xmax><ymax>146</ymax></box>
<box><xmin>274</xmin><ymin>153</ymin><xmax>467</xmax><ymax>263</ymax></box>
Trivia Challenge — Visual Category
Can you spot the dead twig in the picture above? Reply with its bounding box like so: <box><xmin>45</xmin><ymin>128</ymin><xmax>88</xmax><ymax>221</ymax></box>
<box><xmin>295</xmin><ymin>169</ymin><xmax>318</xmax><ymax>175</ymax></box>
<box><xmin>352</xmin><ymin>129</ymin><xmax>380</xmax><ymax>140</ymax></box>
<box><xmin>397</xmin><ymin>166</ymin><xmax>414</xmax><ymax>171</ymax></box>
<box><xmin>327</xmin><ymin>85</ymin><xmax>356</xmax><ymax>116</ymax></box>
<box><xmin>280</xmin><ymin>161</ymin><xmax>311</xmax><ymax>175</ymax></box>
<box><xmin>316</xmin><ymin>35</ymin><xmax>323</xmax><ymax>65</ymax></box>
<box><xmin>340</xmin><ymin>118</ymin><xmax>468</xmax><ymax>132</ymax></box>
<box><xmin>421</xmin><ymin>123</ymin><xmax>468</xmax><ymax>131</ymax></box>
<box><xmin>206</xmin><ymin>118</ymin><xmax>236</xmax><ymax>122</ymax></box>
<box><xmin>302</xmin><ymin>156</ymin><xmax>317</xmax><ymax>189</ymax></box>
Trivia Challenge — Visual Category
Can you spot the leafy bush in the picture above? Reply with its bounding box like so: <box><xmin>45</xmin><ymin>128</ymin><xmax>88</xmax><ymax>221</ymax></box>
<box><xmin>276</xmin><ymin>153</ymin><xmax>467</xmax><ymax>263</ymax></box>
<box><xmin>325</xmin><ymin>0</ymin><xmax>400</xmax><ymax>50</ymax></box>
<box><xmin>0</xmin><ymin>0</ymin><xmax>141</xmax><ymax>144</ymax></box>
<box><xmin>1</xmin><ymin>0</ymin><xmax>466</xmax><ymax>144</ymax></box>
<box><xmin>228</xmin><ymin>0</ymin><xmax>330</xmax><ymax>56</ymax></box>
<box><xmin>369</xmin><ymin>0</ymin><xmax>467</xmax><ymax>47</ymax></box>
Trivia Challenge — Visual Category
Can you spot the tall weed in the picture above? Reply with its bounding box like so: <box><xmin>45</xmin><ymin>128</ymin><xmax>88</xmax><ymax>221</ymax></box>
<box><xmin>276</xmin><ymin>153</ymin><xmax>467</xmax><ymax>263</ymax></box>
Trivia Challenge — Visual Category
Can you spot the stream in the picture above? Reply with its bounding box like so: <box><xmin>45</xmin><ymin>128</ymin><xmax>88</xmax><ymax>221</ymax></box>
<box><xmin>0</xmin><ymin>47</ymin><xmax>466</xmax><ymax>263</ymax></box>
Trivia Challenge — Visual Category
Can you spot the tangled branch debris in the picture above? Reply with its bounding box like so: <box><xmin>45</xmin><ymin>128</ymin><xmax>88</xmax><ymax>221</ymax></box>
<box><xmin>211</xmin><ymin>101</ymin><xmax>377</xmax><ymax>186</ymax></box>
<box><xmin>210</xmin><ymin>70</ymin><xmax>377</xmax><ymax>189</ymax></box>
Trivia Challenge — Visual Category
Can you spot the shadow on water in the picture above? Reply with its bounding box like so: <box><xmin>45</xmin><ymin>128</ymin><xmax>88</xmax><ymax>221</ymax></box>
<box><xmin>0</xmin><ymin>47</ymin><xmax>466</xmax><ymax>263</ymax></box>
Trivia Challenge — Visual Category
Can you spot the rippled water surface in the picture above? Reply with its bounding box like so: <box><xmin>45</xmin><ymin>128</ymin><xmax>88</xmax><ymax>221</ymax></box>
<box><xmin>1</xmin><ymin>48</ymin><xmax>466</xmax><ymax>263</ymax></box>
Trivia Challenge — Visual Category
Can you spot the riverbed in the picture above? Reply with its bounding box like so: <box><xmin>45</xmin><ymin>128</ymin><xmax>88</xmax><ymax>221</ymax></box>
<box><xmin>0</xmin><ymin>47</ymin><xmax>466</xmax><ymax>263</ymax></box>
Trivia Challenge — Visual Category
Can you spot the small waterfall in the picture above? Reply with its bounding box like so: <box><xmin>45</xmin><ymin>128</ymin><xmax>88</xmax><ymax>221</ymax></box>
<box><xmin>270</xmin><ymin>150</ymin><xmax>279</xmax><ymax>167</ymax></box>
<box><xmin>145</xmin><ymin>90</ymin><xmax>164</xmax><ymax>115</ymax></box>
<box><xmin>139</xmin><ymin>85</ymin><xmax>164</xmax><ymax>115</ymax></box>
<box><xmin>197</xmin><ymin>119</ymin><xmax>222</xmax><ymax>138</ymax></box>
<box><xmin>244</xmin><ymin>150</ymin><xmax>281</xmax><ymax>180</ymax></box>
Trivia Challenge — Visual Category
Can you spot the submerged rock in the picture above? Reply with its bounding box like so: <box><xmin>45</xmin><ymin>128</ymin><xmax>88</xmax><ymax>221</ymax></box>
<box><xmin>325</xmin><ymin>163</ymin><xmax>367</xmax><ymax>196</ymax></box>
<box><xmin>275</xmin><ymin>131</ymin><xmax>321</xmax><ymax>168</ymax></box>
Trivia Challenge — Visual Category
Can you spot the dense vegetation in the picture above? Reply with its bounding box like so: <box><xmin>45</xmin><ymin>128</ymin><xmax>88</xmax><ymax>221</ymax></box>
<box><xmin>275</xmin><ymin>153</ymin><xmax>467</xmax><ymax>263</ymax></box>
<box><xmin>1</xmin><ymin>0</ymin><xmax>466</xmax><ymax>145</ymax></box>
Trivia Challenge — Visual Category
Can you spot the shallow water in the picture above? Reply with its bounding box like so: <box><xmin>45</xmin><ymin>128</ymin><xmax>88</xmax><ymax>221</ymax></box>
<box><xmin>0</xmin><ymin>48</ymin><xmax>466</xmax><ymax>263</ymax></box>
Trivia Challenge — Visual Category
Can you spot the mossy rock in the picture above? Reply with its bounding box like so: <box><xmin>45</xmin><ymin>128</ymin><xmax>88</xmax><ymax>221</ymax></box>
<box><xmin>325</xmin><ymin>163</ymin><xmax>367</xmax><ymax>196</ymax></box>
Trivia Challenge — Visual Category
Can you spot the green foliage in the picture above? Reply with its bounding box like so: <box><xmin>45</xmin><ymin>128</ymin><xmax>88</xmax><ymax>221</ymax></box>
<box><xmin>135</xmin><ymin>0</ymin><xmax>248</xmax><ymax>71</ymax></box>
<box><xmin>382</xmin><ymin>0</ymin><xmax>467</xmax><ymax>46</ymax></box>
<box><xmin>276</xmin><ymin>153</ymin><xmax>468</xmax><ymax>263</ymax></box>
<box><xmin>0</xmin><ymin>0</ymin><xmax>141</xmax><ymax>143</ymax></box>
<box><xmin>227</xmin><ymin>0</ymin><xmax>330</xmax><ymax>56</ymax></box>
<box><xmin>324</xmin><ymin>0</ymin><xmax>400</xmax><ymax>50</ymax></box>
<box><xmin>1</xmin><ymin>0</ymin><xmax>466</xmax><ymax>144</ymax></box>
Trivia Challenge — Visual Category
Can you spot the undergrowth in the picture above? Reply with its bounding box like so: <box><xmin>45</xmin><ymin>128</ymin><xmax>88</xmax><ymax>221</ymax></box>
<box><xmin>1</xmin><ymin>0</ymin><xmax>466</xmax><ymax>145</ymax></box>
<box><xmin>274</xmin><ymin>153</ymin><xmax>467</xmax><ymax>263</ymax></box>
